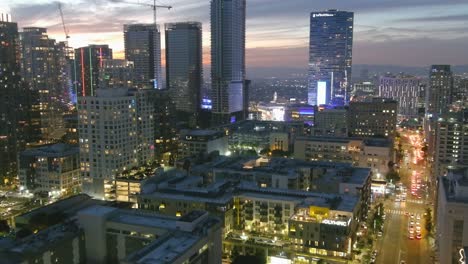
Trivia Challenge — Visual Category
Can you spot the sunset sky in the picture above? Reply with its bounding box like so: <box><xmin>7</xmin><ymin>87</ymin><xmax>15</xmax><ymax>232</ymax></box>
<box><xmin>2</xmin><ymin>0</ymin><xmax>468</xmax><ymax>68</ymax></box>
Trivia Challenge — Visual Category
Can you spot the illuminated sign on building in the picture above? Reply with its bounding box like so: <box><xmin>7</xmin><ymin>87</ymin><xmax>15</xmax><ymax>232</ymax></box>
<box><xmin>317</xmin><ymin>81</ymin><xmax>327</xmax><ymax>105</ymax></box>
<box><xmin>201</xmin><ymin>98</ymin><xmax>212</xmax><ymax>110</ymax></box>
<box><xmin>271</xmin><ymin>107</ymin><xmax>285</xmax><ymax>121</ymax></box>
<box><xmin>322</xmin><ymin>219</ymin><xmax>348</xmax><ymax>226</ymax></box>
<box><xmin>460</xmin><ymin>248</ymin><xmax>466</xmax><ymax>264</ymax></box>
<box><xmin>313</xmin><ymin>13</ymin><xmax>335</xmax><ymax>18</ymax></box>
<box><xmin>270</xmin><ymin>256</ymin><xmax>292</xmax><ymax>264</ymax></box>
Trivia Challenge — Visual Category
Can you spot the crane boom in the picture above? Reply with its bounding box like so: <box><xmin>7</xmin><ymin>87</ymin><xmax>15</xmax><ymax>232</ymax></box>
<box><xmin>111</xmin><ymin>0</ymin><xmax>171</xmax><ymax>89</ymax></box>
<box><xmin>57</xmin><ymin>2</ymin><xmax>70</xmax><ymax>40</ymax></box>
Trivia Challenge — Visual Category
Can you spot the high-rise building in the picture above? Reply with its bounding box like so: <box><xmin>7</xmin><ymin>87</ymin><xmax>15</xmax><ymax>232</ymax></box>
<box><xmin>437</xmin><ymin>170</ymin><xmax>468</xmax><ymax>264</ymax></box>
<box><xmin>313</xmin><ymin>106</ymin><xmax>348</xmax><ymax>136</ymax></box>
<box><xmin>379</xmin><ymin>74</ymin><xmax>422</xmax><ymax>119</ymax></box>
<box><xmin>145</xmin><ymin>89</ymin><xmax>177</xmax><ymax>164</ymax></box>
<box><xmin>434</xmin><ymin>108</ymin><xmax>468</xmax><ymax>177</ymax></box>
<box><xmin>453</xmin><ymin>76</ymin><xmax>468</xmax><ymax>103</ymax></box>
<box><xmin>308</xmin><ymin>10</ymin><xmax>353</xmax><ymax>106</ymax></box>
<box><xmin>98</xmin><ymin>59</ymin><xmax>135</xmax><ymax>89</ymax></box>
<box><xmin>165</xmin><ymin>22</ymin><xmax>202</xmax><ymax>127</ymax></box>
<box><xmin>0</xmin><ymin>18</ymin><xmax>36</xmax><ymax>184</ymax></box>
<box><xmin>427</xmin><ymin>65</ymin><xmax>453</xmax><ymax>117</ymax></box>
<box><xmin>74</xmin><ymin>44</ymin><xmax>112</xmax><ymax>97</ymax></box>
<box><xmin>124</xmin><ymin>24</ymin><xmax>161</xmax><ymax>89</ymax></box>
<box><xmin>20</xmin><ymin>27</ymin><xmax>67</xmax><ymax>141</ymax></box>
<box><xmin>78</xmin><ymin>88</ymin><xmax>153</xmax><ymax>199</ymax></box>
<box><xmin>348</xmin><ymin>98</ymin><xmax>398</xmax><ymax>138</ymax></box>
<box><xmin>210</xmin><ymin>0</ymin><xmax>246</xmax><ymax>125</ymax></box>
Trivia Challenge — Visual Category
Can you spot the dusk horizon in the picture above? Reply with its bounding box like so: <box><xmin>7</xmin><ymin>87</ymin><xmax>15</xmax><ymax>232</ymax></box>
<box><xmin>2</xmin><ymin>0</ymin><xmax>468</xmax><ymax>67</ymax></box>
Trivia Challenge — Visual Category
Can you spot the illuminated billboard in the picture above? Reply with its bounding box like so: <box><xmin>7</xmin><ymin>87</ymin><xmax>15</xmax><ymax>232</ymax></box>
<box><xmin>317</xmin><ymin>81</ymin><xmax>327</xmax><ymax>105</ymax></box>
<box><xmin>270</xmin><ymin>256</ymin><xmax>292</xmax><ymax>264</ymax></box>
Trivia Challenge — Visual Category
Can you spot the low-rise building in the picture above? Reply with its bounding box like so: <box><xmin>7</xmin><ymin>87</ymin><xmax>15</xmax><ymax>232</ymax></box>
<box><xmin>18</xmin><ymin>143</ymin><xmax>80</xmax><ymax>196</ymax></box>
<box><xmin>4</xmin><ymin>199</ymin><xmax>221</xmax><ymax>264</ymax></box>
<box><xmin>137</xmin><ymin>157</ymin><xmax>367</xmax><ymax>262</ymax></box>
<box><xmin>179</xmin><ymin>130</ymin><xmax>229</xmax><ymax>159</ymax></box>
<box><xmin>114</xmin><ymin>165</ymin><xmax>163</xmax><ymax>204</ymax></box>
<box><xmin>222</xmin><ymin>120</ymin><xmax>305</xmax><ymax>154</ymax></box>
<box><xmin>79</xmin><ymin>206</ymin><xmax>222</xmax><ymax>264</ymax></box>
<box><xmin>294</xmin><ymin>136</ymin><xmax>393</xmax><ymax>177</ymax></box>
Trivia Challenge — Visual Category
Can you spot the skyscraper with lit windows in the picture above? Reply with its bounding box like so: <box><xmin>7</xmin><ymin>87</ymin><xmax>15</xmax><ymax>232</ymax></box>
<box><xmin>124</xmin><ymin>24</ymin><xmax>161</xmax><ymax>89</ymax></box>
<box><xmin>165</xmin><ymin>22</ymin><xmax>202</xmax><ymax>127</ymax></box>
<box><xmin>308</xmin><ymin>10</ymin><xmax>353</xmax><ymax>106</ymax></box>
<box><xmin>74</xmin><ymin>44</ymin><xmax>113</xmax><ymax>97</ymax></box>
<box><xmin>78</xmin><ymin>88</ymin><xmax>154</xmax><ymax>199</ymax></box>
<box><xmin>0</xmin><ymin>18</ymin><xmax>37</xmax><ymax>184</ymax></box>
<box><xmin>210</xmin><ymin>0</ymin><xmax>246</xmax><ymax>125</ymax></box>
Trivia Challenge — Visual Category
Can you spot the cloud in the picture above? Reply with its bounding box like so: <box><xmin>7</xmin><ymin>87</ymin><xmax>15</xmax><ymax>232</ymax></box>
<box><xmin>7</xmin><ymin>0</ymin><xmax>468</xmax><ymax>67</ymax></box>
<box><xmin>397</xmin><ymin>14</ymin><xmax>468</xmax><ymax>22</ymax></box>
<box><xmin>354</xmin><ymin>36</ymin><xmax>468</xmax><ymax>66</ymax></box>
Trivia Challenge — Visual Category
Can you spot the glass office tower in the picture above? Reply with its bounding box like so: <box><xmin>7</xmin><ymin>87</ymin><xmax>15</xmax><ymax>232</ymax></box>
<box><xmin>308</xmin><ymin>10</ymin><xmax>353</xmax><ymax>106</ymax></box>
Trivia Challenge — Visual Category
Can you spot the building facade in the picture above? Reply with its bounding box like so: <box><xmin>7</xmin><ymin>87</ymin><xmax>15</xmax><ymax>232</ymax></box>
<box><xmin>18</xmin><ymin>143</ymin><xmax>80</xmax><ymax>196</ymax></box>
<box><xmin>379</xmin><ymin>75</ymin><xmax>421</xmax><ymax>119</ymax></box>
<box><xmin>434</xmin><ymin>109</ymin><xmax>468</xmax><ymax>177</ymax></box>
<box><xmin>313</xmin><ymin>106</ymin><xmax>348</xmax><ymax>136</ymax></box>
<box><xmin>20</xmin><ymin>27</ymin><xmax>67</xmax><ymax>141</ymax></box>
<box><xmin>211</xmin><ymin>0</ymin><xmax>246</xmax><ymax>125</ymax></box>
<box><xmin>124</xmin><ymin>24</ymin><xmax>161</xmax><ymax>89</ymax></box>
<box><xmin>308</xmin><ymin>10</ymin><xmax>353</xmax><ymax>106</ymax></box>
<box><xmin>453</xmin><ymin>76</ymin><xmax>468</xmax><ymax>103</ymax></box>
<box><xmin>98</xmin><ymin>59</ymin><xmax>135</xmax><ymax>89</ymax></box>
<box><xmin>0</xmin><ymin>19</ymin><xmax>37</xmax><ymax>185</ymax></box>
<box><xmin>348</xmin><ymin>98</ymin><xmax>398</xmax><ymax>139</ymax></box>
<box><xmin>427</xmin><ymin>65</ymin><xmax>453</xmax><ymax>117</ymax></box>
<box><xmin>294</xmin><ymin>136</ymin><xmax>393</xmax><ymax>177</ymax></box>
<box><xmin>437</xmin><ymin>172</ymin><xmax>468</xmax><ymax>264</ymax></box>
<box><xmin>179</xmin><ymin>130</ymin><xmax>229</xmax><ymax>159</ymax></box>
<box><xmin>78</xmin><ymin>207</ymin><xmax>222</xmax><ymax>264</ymax></box>
<box><xmin>78</xmin><ymin>88</ymin><xmax>153</xmax><ymax>198</ymax></box>
<box><xmin>74</xmin><ymin>44</ymin><xmax>113</xmax><ymax>97</ymax></box>
<box><xmin>165</xmin><ymin>22</ymin><xmax>203</xmax><ymax>127</ymax></box>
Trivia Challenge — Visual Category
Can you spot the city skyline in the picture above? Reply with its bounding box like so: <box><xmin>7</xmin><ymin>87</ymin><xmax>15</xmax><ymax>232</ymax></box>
<box><xmin>2</xmin><ymin>0</ymin><xmax>468</xmax><ymax>69</ymax></box>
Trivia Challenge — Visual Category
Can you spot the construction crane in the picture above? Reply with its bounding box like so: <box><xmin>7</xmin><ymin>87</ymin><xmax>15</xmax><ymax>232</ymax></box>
<box><xmin>57</xmin><ymin>2</ymin><xmax>77</xmax><ymax>106</ymax></box>
<box><xmin>114</xmin><ymin>0</ymin><xmax>171</xmax><ymax>27</ymax></box>
<box><xmin>57</xmin><ymin>2</ymin><xmax>70</xmax><ymax>41</ymax></box>
<box><xmin>113</xmin><ymin>0</ymin><xmax>171</xmax><ymax>89</ymax></box>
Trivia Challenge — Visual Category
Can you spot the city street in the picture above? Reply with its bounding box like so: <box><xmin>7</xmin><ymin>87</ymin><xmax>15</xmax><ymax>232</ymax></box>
<box><xmin>374</xmin><ymin>129</ymin><xmax>435</xmax><ymax>264</ymax></box>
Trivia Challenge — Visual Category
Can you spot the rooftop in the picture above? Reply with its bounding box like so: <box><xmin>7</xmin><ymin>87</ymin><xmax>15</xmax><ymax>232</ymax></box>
<box><xmin>109</xmin><ymin>209</ymin><xmax>178</xmax><ymax>230</ymax></box>
<box><xmin>440</xmin><ymin>171</ymin><xmax>468</xmax><ymax>203</ymax></box>
<box><xmin>184</xmin><ymin>129</ymin><xmax>219</xmax><ymax>137</ymax></box>
<box><xmin>16</xmin><ymin>194</ymin><xmax>104</xmax><ymax>223</ymax></box>
<box><xmin>9</xmin><ymin>221</ymin><xmax>80</xmax><ymax>255</ymax></box>
<box><xmin>20</xmin><ymin>143</ymin><xmax>79</xmax><ymax>158</ymax></box>
<box><xmin>132</xmin><ymin>234</ymin><xmax>198</xmax><ymax>264</ymax></box>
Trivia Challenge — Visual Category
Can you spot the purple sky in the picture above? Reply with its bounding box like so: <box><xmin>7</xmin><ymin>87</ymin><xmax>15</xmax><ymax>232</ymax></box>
<box><xmin>2</xmin><ymin>0</ymin><xmax>468</xmax><ymax>67</ymax></box>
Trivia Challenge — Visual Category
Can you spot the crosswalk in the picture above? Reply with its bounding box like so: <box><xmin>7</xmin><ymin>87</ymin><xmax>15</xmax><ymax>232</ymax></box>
<box><xmin>385</xmin><ymin>209</ymin><xmax>407</xmax><ymax>215</ymax></box>
<box><xmin>406</xmin><ymin>199</ymin><xmax>424</xmax><ymax>204</ymax></box>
